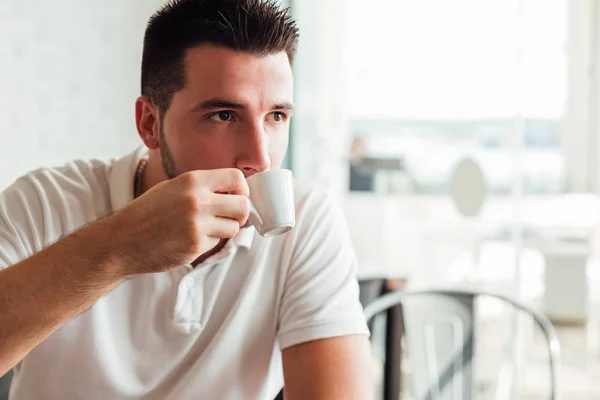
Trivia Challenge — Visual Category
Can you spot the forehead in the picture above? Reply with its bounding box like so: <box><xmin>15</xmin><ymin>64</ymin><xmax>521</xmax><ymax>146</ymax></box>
<box><xmin>180</xmin><ymin>45</ymin><xmax>294</xmax><ymax>105</ymax></box>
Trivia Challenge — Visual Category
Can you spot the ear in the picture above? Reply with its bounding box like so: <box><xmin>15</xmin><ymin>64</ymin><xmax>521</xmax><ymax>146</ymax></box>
<box><xmin>135</xmin><ymin>96</ymin><xmax>160</xmax><ymax>150</ymax></box>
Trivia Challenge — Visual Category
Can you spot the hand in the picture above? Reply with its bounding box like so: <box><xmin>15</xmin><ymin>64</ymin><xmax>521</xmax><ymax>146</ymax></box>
<box><xmin>98</xmin><ymin>168</ymin><xmax>250</xmax><ymax>276</ymax></box>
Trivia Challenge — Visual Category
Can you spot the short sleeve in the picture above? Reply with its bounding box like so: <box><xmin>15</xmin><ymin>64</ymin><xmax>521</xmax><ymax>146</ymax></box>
<box><xmin>277</xmin><ymin>185</ymin><xmax>369</xmax><ymax>350</ymax></box>
<box><xmin>0</xmin><ymin>177</ymin><xmax>44</xmax><ymax>269</ymax></box>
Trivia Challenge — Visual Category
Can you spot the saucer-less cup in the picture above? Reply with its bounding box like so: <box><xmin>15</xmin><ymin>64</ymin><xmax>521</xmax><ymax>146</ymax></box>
<box><xmin>246</xmin><ymin>169</ymin><xmax>295</xmax><ymax>237</ymax></box>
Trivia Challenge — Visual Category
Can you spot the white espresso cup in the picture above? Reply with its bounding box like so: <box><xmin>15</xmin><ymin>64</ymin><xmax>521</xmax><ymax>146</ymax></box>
<box><xmin>246</xmin><ymin>169</ymin><xmax>295</xmax><ymax>237</ymax></box>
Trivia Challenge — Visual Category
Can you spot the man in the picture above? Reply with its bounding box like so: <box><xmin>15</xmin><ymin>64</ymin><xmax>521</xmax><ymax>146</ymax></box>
<box><xmin>0</xmin><ymin>1</ymin><xmax>372</xmax><ymax>399</ymax></box>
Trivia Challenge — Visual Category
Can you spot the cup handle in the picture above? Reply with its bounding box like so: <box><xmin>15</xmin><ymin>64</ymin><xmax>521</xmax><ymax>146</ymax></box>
<box><xmin>248</xmin><ymin>202</ymin><xmax>263</xmax><ymax>228</ymax></box>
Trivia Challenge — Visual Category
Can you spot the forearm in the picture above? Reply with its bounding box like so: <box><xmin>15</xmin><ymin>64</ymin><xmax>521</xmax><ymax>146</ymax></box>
<box><xmin>0</xmin><ymin>221</ymin><xmax>126</xmax><ymax>375</ymax></box>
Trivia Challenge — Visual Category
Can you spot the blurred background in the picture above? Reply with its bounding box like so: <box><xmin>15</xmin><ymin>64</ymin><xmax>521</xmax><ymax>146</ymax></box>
<box><xmin>1</xmin><ymin>0</ymin><xmax>600</xmax><ymax>398</ymax></box>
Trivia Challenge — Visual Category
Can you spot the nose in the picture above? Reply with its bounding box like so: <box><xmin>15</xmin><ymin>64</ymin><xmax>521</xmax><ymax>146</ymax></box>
<box><xmin>237</xmin><ymin>122</ymin><xmax>271</xmax><ymax>176</ymax></box>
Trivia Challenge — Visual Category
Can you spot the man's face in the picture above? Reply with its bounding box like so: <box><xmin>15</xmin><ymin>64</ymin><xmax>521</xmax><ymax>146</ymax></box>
<box><xmin>157</xmin><ymin>45</ymin><xmax>294</xmax><ymax>179</ymax></box>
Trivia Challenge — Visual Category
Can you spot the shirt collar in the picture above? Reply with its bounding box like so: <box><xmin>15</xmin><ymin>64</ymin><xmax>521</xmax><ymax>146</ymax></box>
<box><xmin>109</xmin><ymin>146</ymin><xmax>255</xmax><ymax>250</ymax></box>
<box><xmin>109</xmin><ymin>146</ymin><xmax>146</xmax><ymax>213</ymax></box>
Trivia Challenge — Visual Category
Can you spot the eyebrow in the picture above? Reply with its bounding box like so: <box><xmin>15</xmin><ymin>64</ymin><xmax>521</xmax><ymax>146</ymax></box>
<box><xmin>273</xmin><ymin>102</ymin><xmax>294</xmax><ymax>111</ymax></box>
<box><xmin>191</xmin><ymin>98</ymin><xmax>245</xmax><ymax>112</ymax></box>
<box><xmin>191</xmin><ymin>98</ymin><xmax>294</xmax><ymax>113</ymax></box>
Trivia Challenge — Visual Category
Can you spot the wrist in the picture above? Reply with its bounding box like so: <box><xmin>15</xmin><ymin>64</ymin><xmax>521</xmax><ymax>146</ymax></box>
<box><xmin>72</xmin><ymin>218</ymin><xmax>132</xmax><ymax>281</ymax></box>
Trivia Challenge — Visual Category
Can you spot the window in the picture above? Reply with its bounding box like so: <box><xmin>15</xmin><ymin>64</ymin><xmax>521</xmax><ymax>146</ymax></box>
<box><xmin>344</xmin><ymin>0</ymin><xmax>567</xmax><ymax>194</ymax></box>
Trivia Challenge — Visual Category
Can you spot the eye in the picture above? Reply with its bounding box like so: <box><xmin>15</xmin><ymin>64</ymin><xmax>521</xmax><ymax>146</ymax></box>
<box><xmin>271</xmin><ymin>112</ymin><xmax>287</xmax><ymax>123</ymax></box>
<box><xmin>209</xmin><ymin>111</ymin><xmax>234</xmax><ymax>122</ymax></box>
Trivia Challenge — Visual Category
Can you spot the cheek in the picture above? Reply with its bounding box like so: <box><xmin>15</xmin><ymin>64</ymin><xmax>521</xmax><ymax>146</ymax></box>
<box><xmin>161</xmin><ymin>115</ymin><xmax>195</xmax><ymax>151</ymax></box>
<box><xmin>163</xmin><ymin>122</ymin><xmax>231</xmax><ymax>170</ymax></box>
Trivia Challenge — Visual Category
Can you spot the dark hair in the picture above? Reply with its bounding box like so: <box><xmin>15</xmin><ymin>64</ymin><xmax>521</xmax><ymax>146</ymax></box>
<box><xmin>141</xmin><ymin>0</ymin><xmax>299</xmax><ymax>114</ymax></box>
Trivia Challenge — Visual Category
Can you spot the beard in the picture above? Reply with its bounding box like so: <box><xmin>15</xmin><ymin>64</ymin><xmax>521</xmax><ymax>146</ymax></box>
<box><xmin>158</xmin><ymin>121</ymin><xmax>178</xmax><ymax>180</ymax></box>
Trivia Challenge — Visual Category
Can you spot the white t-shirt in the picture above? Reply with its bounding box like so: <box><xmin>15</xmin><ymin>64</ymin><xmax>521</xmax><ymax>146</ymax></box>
<box><xmin>0</xmin><ymin>147</ymin><xmax>369</xmax><ymax>400</ymax></box>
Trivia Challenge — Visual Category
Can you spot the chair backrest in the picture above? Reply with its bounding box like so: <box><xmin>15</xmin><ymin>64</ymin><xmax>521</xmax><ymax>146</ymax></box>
<box><xmin>363</xmin><ymin>289</ymin><xmax>561</xmax><ymax>400</ymax></box>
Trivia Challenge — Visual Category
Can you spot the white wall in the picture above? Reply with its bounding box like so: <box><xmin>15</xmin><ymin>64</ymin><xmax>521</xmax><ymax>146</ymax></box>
<box><xmin>0</xmin><ymin>0</ymin><xmax>164</xmax><ymax>190</ymax></box>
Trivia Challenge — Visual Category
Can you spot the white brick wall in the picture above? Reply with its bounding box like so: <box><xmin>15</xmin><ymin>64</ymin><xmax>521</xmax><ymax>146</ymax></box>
<box><xmin>0</xmin><ymin>0</ymin><xmax>165</xmax><ymax>190</ymax></box>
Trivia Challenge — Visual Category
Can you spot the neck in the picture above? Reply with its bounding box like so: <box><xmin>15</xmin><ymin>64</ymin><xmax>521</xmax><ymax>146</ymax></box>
<box><xmin>137</xmin><ymin>154</ymin><xmax>168</xmax><ymax>197</ymax></box>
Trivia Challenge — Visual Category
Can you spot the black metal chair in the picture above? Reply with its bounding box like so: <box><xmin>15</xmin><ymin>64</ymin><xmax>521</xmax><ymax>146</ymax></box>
<box><xmin>0</xmin><ymin>370</ymin><xmax>12</xmax><ymax>400</ymax></box>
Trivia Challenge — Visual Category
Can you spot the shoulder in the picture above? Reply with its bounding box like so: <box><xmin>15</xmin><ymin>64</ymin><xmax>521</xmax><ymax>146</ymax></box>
<box><xmin>0</xmin><ymin>157</ymin><xmax>116</xmax><ymax>248</ymax></box>
<box><xmin>293</xmin><ymin>180</ymin><xmax>341</xmax><ymax>218</ymax></box>
<box><xmin>287</xmin><ymin>180</ymin><xmax>349</xmax><ymax>246</ymax></box>
<box><xmin>5</xmin><ymin>158</ymin><xmax>114</xmax><ymax>211</ymax></box>
<box><xmin>25</xmin><ymin>158</ymin><xmax>114</xmax><ymax>190</ymax></box>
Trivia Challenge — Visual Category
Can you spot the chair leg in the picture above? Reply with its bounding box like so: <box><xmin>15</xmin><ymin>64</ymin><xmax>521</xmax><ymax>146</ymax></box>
<box><xmin>384</xmin><ymin>304</ymin><xmax>403</xmax><ymax>400</ymax></box>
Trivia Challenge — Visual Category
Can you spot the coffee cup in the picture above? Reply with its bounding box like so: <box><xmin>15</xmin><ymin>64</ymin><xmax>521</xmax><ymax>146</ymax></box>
<box><xmin>246</xmin><ymin>169</ymin><xmax>295</xmax><ymax>237</ymax></box>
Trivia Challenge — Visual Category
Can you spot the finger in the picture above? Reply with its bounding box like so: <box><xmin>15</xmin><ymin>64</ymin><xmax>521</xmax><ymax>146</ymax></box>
<box><xmin>210</xmin><ymin>194</ymin><xmax>250</xmax><ymax>226</ymax></box>
<box><xmin>204</xmin><ymin>169</ymin><xmax>249</xmax><ymax>196</ymax></box>
<box><xmin>199</xmin><ymin>236</ymin><xmax>220</xmax><ymax>254</ymax></box>
<box><xmin>207</xmin><ymin>217</ymin><xmax>241</xmax><ymax>239</ymax></box>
